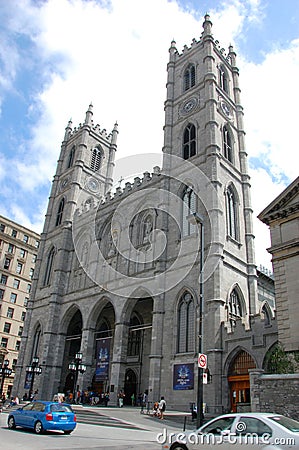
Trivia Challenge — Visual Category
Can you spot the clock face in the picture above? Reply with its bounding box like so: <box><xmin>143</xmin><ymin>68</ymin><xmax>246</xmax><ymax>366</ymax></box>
<box><xmin>220</xmin><ymin>101</ymin><xmax>231</xmax><ymax>117</ymax></box>
<box><xmin>60</xmin><ymin>177</ymin><xmax>69</xmax><ymax>190</ymax></box>
<box><xmin>182</xmin><ymin>97</ymin><xmax>198</xmax><ymax>115</ymax></box>
<box><xmin>87</xmin><ymin>177</ymin><xmax>99</xmax><ymax>193</ymax></box>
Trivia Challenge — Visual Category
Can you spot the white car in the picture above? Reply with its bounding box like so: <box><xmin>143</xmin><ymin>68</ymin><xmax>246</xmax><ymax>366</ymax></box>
<box><xmin>160</xmin><ymin>412</ymin><xmax>299</xmax><ymax>449</ymax></box>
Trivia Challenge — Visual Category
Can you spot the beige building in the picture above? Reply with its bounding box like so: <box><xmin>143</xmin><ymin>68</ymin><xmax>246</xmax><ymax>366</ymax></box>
<box><xmin>258</xmin><ymin>176</ymin><xmax>299</xmax><ymax>353</ymax></box>
<box><xmin>0</xmin><ymin>215</ymin><xmax>40</xmax><ymax>397</ymax></box>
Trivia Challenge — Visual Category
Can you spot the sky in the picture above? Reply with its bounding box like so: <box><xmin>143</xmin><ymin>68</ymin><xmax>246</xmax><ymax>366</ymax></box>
<box><xmin>0</xmin><ymin>0</ymin><xmax>299</xmax><ymax>271</ymax></box>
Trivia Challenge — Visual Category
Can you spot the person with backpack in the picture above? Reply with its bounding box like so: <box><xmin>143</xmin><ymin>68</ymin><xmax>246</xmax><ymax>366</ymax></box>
<box><xmin>158</xmin><ymin>396</ymin><xmax>166</xmax><ymax>419</ymax></box>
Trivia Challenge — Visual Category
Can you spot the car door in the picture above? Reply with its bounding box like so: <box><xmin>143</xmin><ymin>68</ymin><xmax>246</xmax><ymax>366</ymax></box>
<box><xmin>15</xmin><ymin>402</ymin><xmax>34</xmax><ymax>427</ymax></box>
<box><xmin>233</xmin><ymin>416</ymin><xmax>273</xmax><ymax>448</ymax></box>
<box><xmin>28</xmin><ymin>402</ymin><xmax>46</xmax><ymax>428</ymax></box>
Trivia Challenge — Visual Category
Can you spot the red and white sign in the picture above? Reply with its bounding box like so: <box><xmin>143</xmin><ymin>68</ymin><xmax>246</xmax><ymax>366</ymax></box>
<box><xmin>198</xmin><ymin>353</ymin><xmax>207</xmax><ymax>369</ymax></box>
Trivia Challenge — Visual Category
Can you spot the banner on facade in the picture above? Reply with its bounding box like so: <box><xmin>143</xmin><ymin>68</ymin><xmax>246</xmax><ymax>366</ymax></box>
<box><xmin>173</xmin><ymin>363</ymin><xmax>194</xmax><ymax>390</ymax></box>
<box><xmin>24</xmin><ymin>372</ymin><xmax>32</xmax><ymax>389</ymax></box>
<box><xmin>95</xmin><ymin>337</ymin><xmax>112</xmax><ymax>381</ymax></box>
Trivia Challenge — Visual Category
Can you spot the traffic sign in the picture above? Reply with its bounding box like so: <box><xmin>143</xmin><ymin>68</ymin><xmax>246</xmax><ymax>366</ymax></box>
<box><xmin>198</xmin><ymin>353</ymin><xmax>207</xmax><ymax>369</ymax></box>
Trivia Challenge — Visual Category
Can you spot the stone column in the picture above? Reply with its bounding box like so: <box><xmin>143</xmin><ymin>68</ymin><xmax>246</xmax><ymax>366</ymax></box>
<box><xmin>109</xmin><ymin>321</ymin><xmax>128</xmax><ymax>406</ymax></box>
<box><xmin>249</xmin><ymin>368</ymin><xmax>264</xmax><ymax>412</ymax></box>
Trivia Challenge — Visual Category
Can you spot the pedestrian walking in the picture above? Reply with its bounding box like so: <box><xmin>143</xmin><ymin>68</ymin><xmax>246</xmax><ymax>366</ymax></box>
<box><xmin>158</xmin><ymin>396</ymin><xmax>166</xmax><ymax>420</ymax></box>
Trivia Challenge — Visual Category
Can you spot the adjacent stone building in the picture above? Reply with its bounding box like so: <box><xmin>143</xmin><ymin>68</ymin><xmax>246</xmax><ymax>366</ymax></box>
<box><xmin>13</xmin><ymin>15</ymin><xmax>277</xmax><ymax>413</ymax></box>
<box><xmin>0</xmin><ymin>215</ymin><xmax>40</xmax><ymax>397</ymax></box>
<box><xmin>258</xmin><ymin>176</ymin><xmax>299</xmax><ymax>353</ymax></box>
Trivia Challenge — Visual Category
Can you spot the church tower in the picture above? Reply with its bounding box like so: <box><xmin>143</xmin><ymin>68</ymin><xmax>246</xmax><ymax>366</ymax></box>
<box><xmin>14</xmin><ymin>105</ymin><xmax>118</xmax><ymax>397</ymax></box>
<box><xmin>162</xmin><ymin>14</ymin><xmax>258</xmax><ymax>413</ymax></box>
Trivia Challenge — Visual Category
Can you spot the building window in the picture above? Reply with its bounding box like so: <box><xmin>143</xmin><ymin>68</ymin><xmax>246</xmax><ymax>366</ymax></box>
<box><xmin>67</xmin><ymin>146</ymin><xmax>75</xmax><ymax>168</ymax></box>
<box><xmin>7</xmin><ymin>307</ymin><xmax>14</xmax><ymax>318</ymax></box>
<box><xmin>24</xmin><ymin>297</ymin><xmax>29</xmax><ymax>307</ymax></box>
<box><xmin>177</xmin><ymin>292</ymin><xmax>195</xmax><ymax>353</ymax></box>
<box><xmin>8</xmin><ymin>243</ymin><xmax>14</xmax><ymax>253</ymax></box>
<box><xmin>127</xmin><ymin>315</ymin><xmax>142</xmax><ymax>356</ymax></box>
<box><xmin>0</xmin><ymin>274</ymin><xmax>8</xmax><ymax>285</ymax></box>
<box><xmin>184</xmin><ymin>64</ymin><xmax>196</xmax><ymax>91</ymax></box>
<box><xmin>13</xmin><ymin>279</ymin><xmax>20</xmax><ymax>289</ymax></box>
<box><xmin>15</xmin><ymin>340</ymin><xmax>21</xmax><ymax>351</ymax></box>
<box><xmin>4</xmin><ymin>258</ymin><xmax>11</xmax><ymax>270</ymax></box>
<box><xmin>11</xmin><ymin>229</ymin><xmax>17</xmax><ymax>238</ymax></box>
<box><xmin>23</xmin><ymin>234</ymin><xmax>29</xmax><ymax>244</ymax></box>
<box><xmin>1</xmin><ymin>337</ymin><xmax>8</xmax><ymax>348</ymax></box>
<box><xmin>18</xmin><ymin>326</ymin><xmax>23</xmax><ymax>337</ymax></box>
<box><xmin>219</xmin><ymin>64</ymin><xmax>229</xmax><ymax>94</ymax></box>
<box><xmin>228</xmin><ymin>288</ymin><xmax>243</xmax><ymax>322</ymax></box>
<box><xmin>19</xmin><ymin>248</ymin><xmax>26</xmax><ymax>258</ymax></box>
<box><xmin>12</xmin><ymin>359</ymin><xmax>17</xmax><ymax>371</ymax></box>
<box><xmin>90</xmin><ymin>147</ymin><xmax>102</xmax><ymax>171</ymax></box>
<box><xmin>21</xmin><ymin>311</ymin><xmax>26</xmax><ymax>321</ymax></box>
<box><xmin>183</xmin><ymin>124</ymin><xmax>196</xmax><ymax>159</ymax></box>
<box><xmin>32</xmin><ymin>254</ymin><xmax>37</xmax><ymax>263</ymax></box>
<box><xmin>29</xmin><ymin>268</ymin><xmax>34</xmax><ymax>280</ymax></box>
<box><xmin>35</xmin><ymin>240</ymin><xmax>40</xmax><ymax>249</ymax></box>
<box><xmin>0</xmin><ymin>289</ymin><xmax>4</xmax><ymax>300</ymax></box>
<box><xmin>226</xmin><ymin>186</ymin><xmax>238</xmax><ymax>240</ymax></box>
<box><xmin>10</xmin><ymin>293</ymin><xmax>17</xmax><ymax>303</ymax></box>
<box><xmin>16</xmin><ymin>262</ymin><xmax>23</xmax><ymax>274</ymax></box>
<box><xmin>27</xmin><ymin>284</ymin><xmax>31</xmax><ymax>293</ymax></box>
<box><xmin>223</xmin><ymin>126</ymin><xmax>233</xmax><ymax>162</ymax></box>
<box><xmin>0</xmin><ymin>224</ymin><xmax>5</xmax><ymax>232</ymax></box>
<box><xmin>55</xmin><ymin>198</ymin><xmax>65</xmax><ymax>226</ymax></box>
<box><xmin>182</xmin><ymin>187</ymin><xmax>196</xmax><ymax>237</ymax></box>
<box><xmin>44</xmin><ymin>247</ymin><xmax>55</xmax><ymax>285</ymax></box>
<box><xmin>3</xmin><ymin>322</ymin><xmax>11</xmax><ymax>333</ymax></box>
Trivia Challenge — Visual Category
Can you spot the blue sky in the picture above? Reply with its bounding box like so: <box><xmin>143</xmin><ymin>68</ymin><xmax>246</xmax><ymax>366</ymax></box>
<box><xmin>0</xmin><ymin>0</ymin><xmax>299</xmax><ymax>269</ymax></box>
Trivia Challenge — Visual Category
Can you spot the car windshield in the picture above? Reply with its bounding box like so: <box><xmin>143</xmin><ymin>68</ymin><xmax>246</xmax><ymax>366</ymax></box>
<box><xmin>50</xmin><ymin>404</ymin><xmax>73</xmax><ymax>413</ymax></box>
<box><xmin>269</xmin><ymin>416</ymin><xmax>299</xmax><ymax>432</ymax></box>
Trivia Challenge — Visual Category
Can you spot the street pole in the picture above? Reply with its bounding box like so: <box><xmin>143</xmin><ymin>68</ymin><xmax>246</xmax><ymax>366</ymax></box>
<box><xmin>196</xmin><ymin>215</ymin><xmax>204</xmax><ymax>428</ymax></box>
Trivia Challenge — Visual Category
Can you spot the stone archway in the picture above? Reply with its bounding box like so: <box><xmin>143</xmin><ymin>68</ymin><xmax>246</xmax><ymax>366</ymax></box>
<box><xmin>228</xmin><ymin>350</ymin><xmax>256</xmax><ymax>412</ymax></box>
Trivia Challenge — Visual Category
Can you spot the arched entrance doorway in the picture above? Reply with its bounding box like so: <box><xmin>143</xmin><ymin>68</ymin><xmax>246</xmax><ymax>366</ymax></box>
<box><xmin>228</xmin><ymin>350</ymin><xmax>255</xmax><ymax>412</ymax></box>
<box><xmin>62</xmin><ymin>310</ymin><xmax>83</xmax><ymax>395</ymax></box>
<box><xmin>124</xmin><ymin>369</ymin><xmax>137</xmax><ymax>406</ymax></box>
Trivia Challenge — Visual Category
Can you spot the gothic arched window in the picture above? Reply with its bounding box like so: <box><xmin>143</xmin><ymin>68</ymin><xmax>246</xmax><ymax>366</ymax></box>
<box><xmin>128</xmin><ymin>314</ymin><xmax>142</xmax><ymax>356</ymax></box>
<box><xmin>182</xmin><ymin>187</ymin><xmax>196</xmax><ymax>237</ymax></box>
<box><xmin>219</xmin><ymin>65</ymin><xmax>229</xmax><ymax>94</ymax></box>
<box><xmin>90</xmin><ymin>147</ymin><xmax>102</xmax><ymax>171</ymax></box>
<box><xmin>184</xmin><ymin>64</ymin><xmax>196</xmax><ymax>91</ymax></box>
<box><xmin>223</xmin><ymin>126</ymin><xmax>233</xmax><ymax>162</ymax></box>
<box><xmin>183</xmin><ymin>124</ymin><xmax>196</xmax><ymax>160</ymax></box>
<box><xmin>228</xmin><ymin>289</ymin><xmax>242</xmax><ymax>318</ymax></box>
<box><xmin>44</xmin><ymin>247</ymin><xmax>55</xmax><ymax>286</ymax></box>
<box><xmin>55</xmin><ymin>198</ymin><xmax>65</xmax><ymax>226</ymax></box>
<box><xmin>177</xmin><ymin>292</ymin><xmax>195</xmax><ymax>353</ymax></box>
<box><xmin>67</xmin><ymin>146</ymin><xmax>75</xmax><ymax>169</ymax></box>
<box><xmin>226</xmin><ymin>186</ymin><xmax>238</xmax><ymax>240</ymax></box>
<box><xmin>31</xmin><ymin>325</ymin><xmax>41</xmax><ymax>360</ymax></box>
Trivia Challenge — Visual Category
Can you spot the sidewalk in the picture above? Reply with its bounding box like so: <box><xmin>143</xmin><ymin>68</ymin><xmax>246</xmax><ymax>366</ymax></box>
<box><xmin>72</xmin><ymin>404</ymin><xmax>196</xmax><ymax>432</ymax></box>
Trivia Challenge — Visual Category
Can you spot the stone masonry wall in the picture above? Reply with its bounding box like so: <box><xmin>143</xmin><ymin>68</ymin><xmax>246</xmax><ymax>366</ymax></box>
<box><xmin>249</xmin><ymin>369</ymin><xmax>299</xmax><ymax>420</ymax></box>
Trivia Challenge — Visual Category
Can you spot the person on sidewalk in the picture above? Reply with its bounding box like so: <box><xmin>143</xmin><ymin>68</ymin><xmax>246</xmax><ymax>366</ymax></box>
<box><xmin>158</xmin><ymin>396</ymin><xmax>166</xmax><ymax>420</ymax></box>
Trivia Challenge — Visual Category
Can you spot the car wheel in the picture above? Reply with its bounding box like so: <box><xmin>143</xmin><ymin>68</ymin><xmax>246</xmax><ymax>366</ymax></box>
<box><xmin>64</xmin><ymin>430</ymin><xmax>73</xmax><ymax>434</ymax></box>
<box><xmin>170</xmin><ymin>444</ymin><xmax>188</xmax><ymax>450</ymax></box>
<box><xmin>34</xmin><ymin>420</ymin><xmax>44</xmax><ymax>434</ymax></box>
<box><xmin>8</xmin><ymin>416</ymin><xmax>16</xmax><ymax>429</ymax></box>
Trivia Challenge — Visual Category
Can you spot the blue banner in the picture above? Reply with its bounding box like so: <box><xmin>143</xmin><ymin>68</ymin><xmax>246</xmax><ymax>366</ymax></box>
<box><xmin>173</xmin><ymin>363</ymin><xmax>194</xmax><ymax>390</ymax></box>
<box><xmin>95</xmin><ymin>337</ymin><xmax>111</xmax><ymax>381</ymax></box>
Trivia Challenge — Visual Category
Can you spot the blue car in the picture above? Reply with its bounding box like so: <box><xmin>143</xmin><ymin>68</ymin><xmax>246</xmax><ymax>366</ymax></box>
<box><xmin>7</xmin><ymin>401</ymin><xmax>77</xmax><ymax>434</ymax></box>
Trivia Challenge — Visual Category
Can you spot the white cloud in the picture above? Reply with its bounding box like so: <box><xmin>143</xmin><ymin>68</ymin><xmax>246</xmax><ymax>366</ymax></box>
<box><xmin>0</xmin><ymin>0</ymin><xmax>298</xmax><ymax>270</ymax></box>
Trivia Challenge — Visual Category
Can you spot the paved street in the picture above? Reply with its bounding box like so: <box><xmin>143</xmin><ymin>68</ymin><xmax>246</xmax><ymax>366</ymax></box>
<box><xmin>0</xmin><ymin>406</ymin><xmax>191</xmax><ymax>450</ymax></box>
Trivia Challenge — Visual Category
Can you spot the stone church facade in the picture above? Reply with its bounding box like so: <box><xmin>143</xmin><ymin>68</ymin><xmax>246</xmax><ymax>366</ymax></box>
<box><xmin>13</xmin><ymin>15</ymin><xmax>277</xmax><ymax>414</ymax></box>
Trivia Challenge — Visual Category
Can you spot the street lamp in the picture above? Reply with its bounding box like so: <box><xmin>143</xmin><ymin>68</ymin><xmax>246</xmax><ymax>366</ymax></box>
<box><xmin>0</xmin><ymin>359</ymin><xmax>12</xmax><ymax>397</ymax></box>
<box><xmin>26</xmin><ymin>356</ymin><xmax>42</xmax><ymax>399</ymax></box>
<box><xmin>68</xmin><ymin>352</ymin><xmax>86</xmax><ymax>402</ymax></box>
<box><xmin>188</xmin><ymin>212</ymin><xmax>204</xmax><ymax>428</ymax></box>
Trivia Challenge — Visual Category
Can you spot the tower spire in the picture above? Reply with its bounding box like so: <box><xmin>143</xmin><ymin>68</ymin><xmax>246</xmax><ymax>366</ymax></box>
<box><xmin>84</xmin><ymin>103</ymin><xmax>93</xmax><ymax>126</ymax></box>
